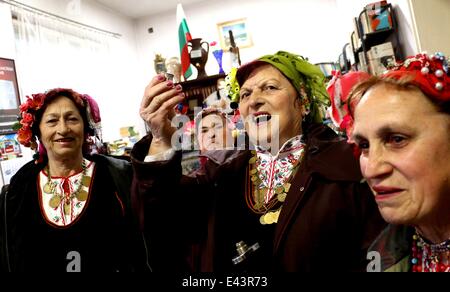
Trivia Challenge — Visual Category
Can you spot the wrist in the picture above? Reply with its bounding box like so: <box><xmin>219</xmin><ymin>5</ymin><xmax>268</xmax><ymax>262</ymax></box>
<box><xmin>149</xmin><ymin>138</ymin><xmax>172</xmax><ymax>155</ymax></box>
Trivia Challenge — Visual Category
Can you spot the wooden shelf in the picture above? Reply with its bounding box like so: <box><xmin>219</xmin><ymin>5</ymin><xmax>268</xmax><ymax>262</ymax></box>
<box><xmin>178</xmin><ymin>74</ymin><xmax>226</xmax><ymax>119</ymax></box>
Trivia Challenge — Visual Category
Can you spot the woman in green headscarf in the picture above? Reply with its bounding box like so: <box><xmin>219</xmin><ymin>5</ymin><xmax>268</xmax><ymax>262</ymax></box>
<box><xmin>131</xmin><ymin>51</ymin><xmax>385</xmax><ymax>272</ymax></box>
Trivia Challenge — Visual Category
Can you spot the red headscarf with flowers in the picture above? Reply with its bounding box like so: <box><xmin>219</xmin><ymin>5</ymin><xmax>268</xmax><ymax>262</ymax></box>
<box><xmin>326</xmin><ymin>70</ymin><xmax>371</xmax><ymax>137</ymax></box>
<box><xmin>383</xmin><ymin>52</ymin><xmax>449</xmax><ymax>101</ymax></box>
<box><xmin>345</xmin><ymin>52</ymin><xmax>449</xmax><ymax>138</ymax></box>
<box><xmin>15</xmin><ymin>88</ymin><xmax>102</xmax><ymax>162</ymax></box>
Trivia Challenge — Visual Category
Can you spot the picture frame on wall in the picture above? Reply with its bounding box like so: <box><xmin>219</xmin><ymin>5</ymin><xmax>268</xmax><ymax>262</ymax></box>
<box><xmin>0</xmin><ymin>58</ymin><xmax>21</xmax><ymax>135</ymax></box>
<box><xmin>217</xmin><ymin>18</ymin><xmax>253</xmax><ymax>50</ymax></box>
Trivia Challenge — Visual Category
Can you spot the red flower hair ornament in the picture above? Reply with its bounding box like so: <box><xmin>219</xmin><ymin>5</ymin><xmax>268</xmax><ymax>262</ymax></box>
<box><xmin>15</xmin><ymin>93</ymin><xmax>45</xmax><ymax>150</ymax></box>
<box><xmin>343</xmin><ymin>52</ymin><xmax>449</xmax><ymax>158</ymax></box>
<box><xmin>342</xmin><ymin>52</ymin><xmax>449</xmax><ymax>140</ymax></box>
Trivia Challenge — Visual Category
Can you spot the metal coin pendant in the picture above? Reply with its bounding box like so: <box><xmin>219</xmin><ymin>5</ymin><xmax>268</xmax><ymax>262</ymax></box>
<box><xmin>257</xmin><ymin>188</ymin><xmax>267</xmax><ymax>207</ymax></box>
<box><xmin>76</xmin><ymin>190</ymin><xmax>88</xmax><ymax>202</ymax></box>
<box><xmin>82</xmin><ymin>176</ymin><xmax>91</xmax><ymax>187</ymax></box>
<box><xmin>275</xmin><ymin>186</ymin><xmax>284</xmax><ymax>195</ymax></box>
<box><xmin>49</xmin><ymin>195</ymin><xmax>61</xmax><ymax>208</ymax></box>
<box><xmin>284</xmin><ymin>183</ymin><xmax>291</xmax><ymax>193</ymax></box>
<box><xmin>273</xmin><ymin>210</ymin><xmax>281</xmax><ymax>223</ymax></box>
<box><xmin>259</xmin><ymin>214</ymin><xmax>267</xmax><ymax>225</ymax></box>
<box><xmin>265</xmin><ymin>212</ymin><xmax>275</xmax><ymax>224</ymax></box>
<box><xmin>277</xmin><ymin>192</ymin><xmax>287</xmax><ymax>203</ymax></box>
<box><xmin>64</xmin><ymin>201</ymin><xmax>71</xmax><ymax>215</ymax></box>
<box><xmin>43</xmin><ymin>183</ymin><xmax>53</xmax><ymax>194</ymax></box>
<box><xmin>253</xmin><ymin>190</ymin><xmax>263</xmax><ymax>210</ymax></box>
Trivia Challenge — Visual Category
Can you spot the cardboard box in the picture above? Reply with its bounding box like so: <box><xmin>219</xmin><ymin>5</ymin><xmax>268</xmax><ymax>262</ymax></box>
<box><xmin>367</xmin><ymin>42</ymin><xmax>396</xmax><ymax>75</ymax></box>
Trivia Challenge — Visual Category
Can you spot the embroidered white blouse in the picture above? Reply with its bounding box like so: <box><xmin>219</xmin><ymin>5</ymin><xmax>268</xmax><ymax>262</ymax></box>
<box><xmin>255</xmin><ymin>135</ymin><xmax>305</xmax><ymax>203</ymax></box>
<box><xmin>39</xmin><ymin>159</ymin><xmax>95</xmax><ymax>227</ymax></box>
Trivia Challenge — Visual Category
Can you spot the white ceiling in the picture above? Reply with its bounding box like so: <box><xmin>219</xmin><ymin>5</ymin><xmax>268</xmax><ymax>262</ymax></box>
<box><xmin>95</xmin><ymin>0</ymin><xmax>208</xmax><ymax>19</ymax></box>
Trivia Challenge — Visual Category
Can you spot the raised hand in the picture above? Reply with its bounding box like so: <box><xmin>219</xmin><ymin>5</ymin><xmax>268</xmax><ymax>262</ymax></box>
<box><xmin>140</xmin><ymin>74</ymin><xmax>185</xmax><ymax>155</ymax></box>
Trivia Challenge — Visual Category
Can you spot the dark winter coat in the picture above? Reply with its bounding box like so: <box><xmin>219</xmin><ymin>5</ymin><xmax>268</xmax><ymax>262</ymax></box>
<box><xmin>0</xmin><ymin>155</ymin><xmax>149</xmax><ymax>272</ymax></box>
<box><xmin>131</xmin><ymin>124</ymin><xmax>386</xmax><ymax>272</ymax></box>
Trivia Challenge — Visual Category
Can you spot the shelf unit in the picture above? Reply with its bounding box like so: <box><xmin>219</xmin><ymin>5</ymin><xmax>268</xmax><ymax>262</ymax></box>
<box><xmin>338</xmin><ymin>43</ymin><xmax>353</xmax><ymax>74</ymax></box>
<box><xmin>347</xmin><ymin>2</ymin><xmax>403</xmax><ymax>75</ymax></box>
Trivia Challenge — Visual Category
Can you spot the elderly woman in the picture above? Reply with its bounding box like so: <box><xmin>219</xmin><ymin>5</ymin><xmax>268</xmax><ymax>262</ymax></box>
<box><xmin>349</xmin><ymin>53</ymin><xmax>450</xmax><ymax>272</ymax></box>
<box><xmin>195</xmin><ymin>108</ymin><xmax>234</xmax><ymax>152</ymax></box>
<box><xmin>0</xmin><ymin>88</ymin><xmax>148</xmax><ymax>272</ymax></box>
<box><xmin>181</xmin><ymin>108</ymin><xmax>234</xmax><ymax>176</ymax></box>
<box><xmin>132</xmin><ymin>51</ymin><xmax>384</xmax><ymax>272</ymax></box>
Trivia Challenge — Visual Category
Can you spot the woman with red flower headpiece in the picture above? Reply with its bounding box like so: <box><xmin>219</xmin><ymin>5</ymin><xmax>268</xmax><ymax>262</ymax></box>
<box><xmin>0</xmin><ymin>88</ymin><xmax>149</xmax><ymax>272</ymax></box>
<box><xmin>348</xmin><ymin>52</ymin><xmax>450</xmax><ymax>272</ymax></box>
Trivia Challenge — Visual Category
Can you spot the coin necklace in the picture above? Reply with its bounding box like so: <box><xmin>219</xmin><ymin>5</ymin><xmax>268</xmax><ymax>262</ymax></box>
<box><xmin>43</xmin><ymin>159</ymin><xmax>91</xmax><ymax>215</ymax></box>
<box><xmin>245</xmin><ymin>149</ymin><xmax>304</xmax><ymax>225</ymax></box>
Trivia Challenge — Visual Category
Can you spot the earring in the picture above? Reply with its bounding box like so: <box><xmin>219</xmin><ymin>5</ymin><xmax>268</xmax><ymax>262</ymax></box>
<box><xmin>301</xmin><ymin>105</ymin><xmax>310</xmax><ymax>121</ymax></box>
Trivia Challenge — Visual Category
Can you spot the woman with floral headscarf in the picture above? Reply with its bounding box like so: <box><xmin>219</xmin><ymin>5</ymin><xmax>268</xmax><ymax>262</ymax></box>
<box><xmin>132</xmin><ymin>51</ymin><xmax>385</xmax><ymax>272</ymax></box>
<box><xmin>0</xmin><ymin>88</ymin><xmax>149</xmax><ymax>272</ymax></box>
<box><xmin>348</xmin><ymin>53</ymin><xmax>450</xmax><ymax>272</ymax></box>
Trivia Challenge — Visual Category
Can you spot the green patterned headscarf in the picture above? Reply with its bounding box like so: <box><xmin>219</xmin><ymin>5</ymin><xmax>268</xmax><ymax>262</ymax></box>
<box><xmin>226</xmin><ymin>51</ymin><xmax>330</xmax><ymax>123</ymax></box>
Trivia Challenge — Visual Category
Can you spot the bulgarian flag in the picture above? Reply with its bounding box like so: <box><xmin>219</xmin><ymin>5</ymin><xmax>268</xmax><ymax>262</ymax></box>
<box><xmin>177</xmin><ymin>4</ymin><xmax>192</xmax><ymax>80</ymax></box>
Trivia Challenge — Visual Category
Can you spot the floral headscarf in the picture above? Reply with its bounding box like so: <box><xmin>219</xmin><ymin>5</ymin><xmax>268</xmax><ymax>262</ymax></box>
<box><xmin>345</xmin><ymin>52</ymin><xmax>450</xmax><ymax>142</ymax></box>
<box><xmin>226</xmin><ymin>51</ymin><xmax>330</xmax><ymax>123</ymax></box>
<box><xmin>326</xmin><ymin>70</ymin><xmax>371</xmax><ymax>136</ymax></box>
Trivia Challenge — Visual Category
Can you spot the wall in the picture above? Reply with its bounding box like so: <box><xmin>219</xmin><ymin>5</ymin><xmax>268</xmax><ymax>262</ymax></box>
<box><xmin>0</xmin><ymin>3</ymin><xmax>16</xmax><ymax>59</ymax></box>
<box><xmin>1</xmin><ymin>0</ymin><xmax>144</xmax><ymax>142</ymax></box>
<box><xmin>2</xmin><ymin>0</ymin><xmax>438</xmax><ymax>144</ymax></box>
<box><xmin>409</xmin><ymin>0</ymin><xmax>450</xmax><ymax>55</ymax></box>
<box><xmin>135</xmin><ymin>0</ymin><xmax>425</xmax><ymax>87</ymax></box>
<box><xmin>391</xmin><ymin>0</ymin><xmax>418</xmax><ymax>57</ymax></box>
<box><xmin>135</xmin><ymin>0</ymin><xmax>350</xmax><ymax>84</ymax></box>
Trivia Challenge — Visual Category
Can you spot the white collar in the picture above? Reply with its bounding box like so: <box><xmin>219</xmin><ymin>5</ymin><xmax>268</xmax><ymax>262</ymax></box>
<box><xmin>255</xmin><ymin>135</ymin><xmax>303</xmax><ymax>159</ymax></box>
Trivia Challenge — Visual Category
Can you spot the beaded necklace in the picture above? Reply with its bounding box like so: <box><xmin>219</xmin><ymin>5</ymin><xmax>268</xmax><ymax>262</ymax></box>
<box><xmin>245</xmin><ymin>146</ymin><xmax>305</xmax><ymax>225</ymax></box>
<box><xmin>411</xmin><ymin>231</ymin><xmax>450</xmax><ymax>272</ymax></box>
<box><xmin>43</xmin><ymin>159</ymin><xmax>91</xmax><ymax>216</ymax></box>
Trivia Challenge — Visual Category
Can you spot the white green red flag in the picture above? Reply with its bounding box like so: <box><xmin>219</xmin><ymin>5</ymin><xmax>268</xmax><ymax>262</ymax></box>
<box><xmin>177</xmin><ymin>4</ymin><xmax>192</xmax><ymax>80</ymax></box>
